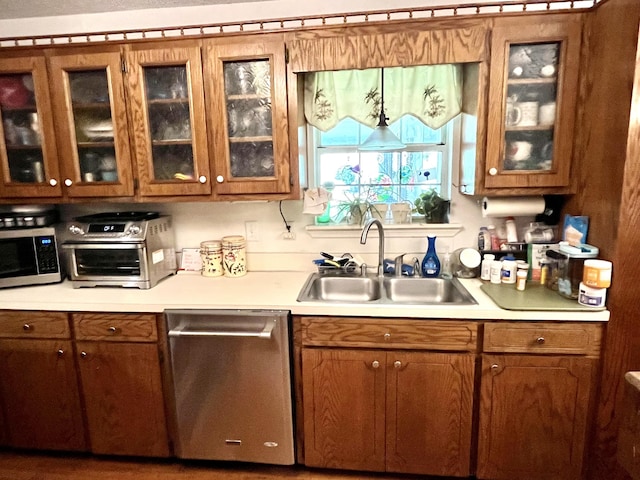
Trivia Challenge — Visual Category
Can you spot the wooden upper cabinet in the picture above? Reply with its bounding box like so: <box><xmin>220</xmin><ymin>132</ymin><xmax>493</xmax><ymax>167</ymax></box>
<box><xmin>203</xmin><ymin>35</ymin><xmax>291</xmax><ymax>196</ymax></box>
<box><xmin>125</xmin><ymin>43</ymin><xmax>211</xmax><ymax>197</ymax></box>
<box><xmin>288</xmin><ymin>20</ymin><xmax>489</xmax><ymax>72</ymax></box>
<box><xmin>0</xmin><ymin>55</ymin><xmax>62</xmax><ymax>198</ymax></box>
<box><xmin>483</xmin><ymin>14</ymin><xmax>582</xmax><ymax>191</ymax></box>
<box><xmin>48</xmin><ymin>48</ymin><xmax>134</xmax><ymax>197</ymax></box>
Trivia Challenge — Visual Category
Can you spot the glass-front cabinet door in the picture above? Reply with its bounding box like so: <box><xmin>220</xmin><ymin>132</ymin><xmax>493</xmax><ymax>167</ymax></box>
<box><xmin>0</xmin><ymin>56</ymin><xmax>62</xmax><ymax>198</ymax></box>
<box><xmin>125</xmin><ymin>44</ymin><xmax>210</xmax><ymax>196</ymax></box>
<box><xmin>485</xmin><ymin>17</ymin><xmax>581</xmax><ymax>190</ymax></box>
<box><xmin>48</xmin><ymin>50</ymin><xmax>134</xmax><ymax>197</ymax></box>
<box><xmin>204</xmin><ymin>37</ymin><xmax>290</xmax><ymax>195</ymax></box>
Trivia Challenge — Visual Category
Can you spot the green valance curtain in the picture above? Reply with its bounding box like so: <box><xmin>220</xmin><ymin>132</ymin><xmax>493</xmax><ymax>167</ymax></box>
<box><xmin>303</xmin><ymin>64</ymin><xmax>463</xmax><ymax>132</ymax></box>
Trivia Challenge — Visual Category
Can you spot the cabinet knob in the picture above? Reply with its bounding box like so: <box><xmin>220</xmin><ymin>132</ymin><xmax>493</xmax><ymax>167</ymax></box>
<box><xmin>108</xmin><ymin>326</ymin><xmax>117</xmax><ymax>333</ymax></box>
<box><xmin>64</xmin><ymin>178</ymin><xmax>73</xmax><ymax>187</ymax></box>
<box><xmin>372</xmin><ymin>360</ymin><xmax>380</xmax><ymax>369</ymax></box>
<box><xmin>199</xmin><ymin>175</ymin><xmax>207</xmax><ymax>184</ymax></box>
<box><xmin>394</xmin><ymin>361</ymin><xmax>402</xmax><ymax>369</ymax></box>
<box><xmin>216</xmin><ymin>175</ymin><xmax>224</xmax><ymax>183</ymax></box>
<box><xmin>536</xmin><ymin>336</ymin><xmax>545</xmax><ymax>344</ymax></box>
<box><xmin>383</xmin><ymin>333</ymin><xmax>391</xmax><ymax>341</ymax></box>
<box><xmin>488</xmin><ymin>167</ymin><xmax>498</xmax><ymax>176</ymax></box>
<box><xmin>491</xmin><ymin>364</ymin><xmax>499</xmax><ymax>370</ymax></box>
<box><xmin>23</xmin><ymin>323</ymin><xmax>31</xmax><ymax>331</ymax></box>
<box><xmin>80</xmin><ymin>351</ymin><xmax>87</xmax><ymax>358</ymax></box>
<box><xmin>49</xmin><ymin>178</ymin><xmax>58</xmax><ymax>187</ymax></box>
<box><xmin>57</xmin><ymin>349</ymin><xmax>64</xmax><ymax>357</ymax></box>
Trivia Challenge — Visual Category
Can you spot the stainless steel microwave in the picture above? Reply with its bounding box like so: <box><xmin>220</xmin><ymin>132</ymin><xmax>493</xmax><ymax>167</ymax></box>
<box><xmin>0</xmin><ymin>227</ymin><xmax>62</xmax><ymax>289</ymax></box>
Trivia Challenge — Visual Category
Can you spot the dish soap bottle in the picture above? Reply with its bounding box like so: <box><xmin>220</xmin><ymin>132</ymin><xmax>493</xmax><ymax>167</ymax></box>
<box><xmin>421</xmin><ymin>236</ymin><xmax>441</xmax><ymax>278</ymax></box>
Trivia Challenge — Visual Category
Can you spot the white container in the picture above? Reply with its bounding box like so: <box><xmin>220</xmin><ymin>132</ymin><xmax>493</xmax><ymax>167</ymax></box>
<box><xmin>481</xmin><ymin>253</ymin><xmax>495</xmax><ymax>281</ymax></box>
<box><xmin>578</xmin><ymin>282</ymin><xmax>607</xmax><ymax>308</ymax></box>
<box><xmin>222</xmin><ymin>235</ymin><xmax>247</xmax><ymax>277</ymax></box>
<box><xmin>582</xmin><ymin>259</ymin><xmax>612</xmax><ymax>288</ymax></box>
<box><xmin>501</xmin><ymin>259</ymin><xmax>517</xmax><ymax>284</ymax></box>
<box><xmin>490</xmin><ymin>260</ymin><xmax>502</xmax><ymax>284</ymax></box>
<box><xmin>200</xmin><ymin>240</ymin><xmax>223</xmax><ymax>277</ymax></box>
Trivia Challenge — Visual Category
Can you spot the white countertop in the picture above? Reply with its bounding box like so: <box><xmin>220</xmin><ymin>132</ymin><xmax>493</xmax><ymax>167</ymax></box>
<box><xmin>0</xmin><ymin>272</ymin><xmax>610</xmax><ymax>321</ymax></box>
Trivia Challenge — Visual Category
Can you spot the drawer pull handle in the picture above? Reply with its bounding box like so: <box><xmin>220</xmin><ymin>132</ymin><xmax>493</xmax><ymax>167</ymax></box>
<box><xmin>383</xmin><ymin>333</ymin><xmax>391</xmax><ymax>341</ymax></box>
<box><xmin>57</xmin><ymin>349</ymin><xmax>64</xmax><ymax>357</ymax></box>
<box><xmin>394</xmin><ymin>361</ymin><xmax>402</xmax><ymax>369</ymax></box>
<box><xmin>108</xmin><ymin>326</ymin><xmax>117</xmax><ymax>333</ymax></box>
<box><xmin>23</xmin><ymin>324</ymin><xmax>31</xmax><ymax>331</ymax></box>
<box><xmin>372</xmin><ymin>360</ymin><xmax>380</xmax><ymax>369</ymax></box>
<box><xmin>80</xmin><ymin>351</ymin><xmax>87</xmax><ymax>358</ymax></box>
<box><xmin>536</xmin><ymin>337</ymin><xmax>545</xmax><ymax>344</ymax></box>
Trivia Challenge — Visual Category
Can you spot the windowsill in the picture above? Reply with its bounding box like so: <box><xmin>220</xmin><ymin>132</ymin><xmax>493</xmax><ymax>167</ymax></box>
<box><xmin>305</xmin><ymin>222</ymin><xmax>463</xmax><ymax>238</ymax></box>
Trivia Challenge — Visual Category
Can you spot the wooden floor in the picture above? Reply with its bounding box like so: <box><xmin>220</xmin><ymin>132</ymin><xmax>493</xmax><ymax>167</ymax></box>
<box><xmin>0</xmin><ymin>450</ymin><xmax>435</xmax><ymax>480</ymax></box>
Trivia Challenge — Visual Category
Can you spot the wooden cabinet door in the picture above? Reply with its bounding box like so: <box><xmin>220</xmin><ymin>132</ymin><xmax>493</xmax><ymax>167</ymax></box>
<box><xmin>477</xmin><ymin>354</ymin><xmax>595</xmax><ymax>480</ymax></box>
<box><xmin>48</xmin><ymin>48</ymin><xmax>134</xmax><ymax>197</ymax></box>
<box><xmin>125</xmin><ymin>43</ymin><xmax>211</xmax><ymax>197</ymax></box>
<box><xmin>0</xmin><ymin>339</ymin><xmax>86</xmax><ymax>451</ymax></box>
<box><xmin>203</xmin><ymin>35</ymin><xmax>291</xmax><ymax>196</ymax></box>
<box><xmin>302</xmin><ymin>348</ymin><xmax>386</xmax><ymax>471</ymax></box>
<box><xmin>484</xmin><ymin>15</ymin><xmax>581</xmax><ymax>192</ymax></box>
<box><xmin>76</xmin><ymin>341</ymin><xmax>169</xmax><ymax>457</ymax></box>
<box><xmin>386</xmin><ymin>351</ymin><xmax>475</xmax><ymax>476</ymax></box>
<box><xmin>0</xmin><ymin>55</ymin><xmax>62</xmax><ymax>198</ymax></box>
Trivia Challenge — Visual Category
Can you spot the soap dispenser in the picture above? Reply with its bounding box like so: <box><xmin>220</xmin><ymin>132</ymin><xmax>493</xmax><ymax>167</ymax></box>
<box><xmin>421</xmin><ymin>235</ymin><xmax>441</xmax><ymax>278</ymax></box>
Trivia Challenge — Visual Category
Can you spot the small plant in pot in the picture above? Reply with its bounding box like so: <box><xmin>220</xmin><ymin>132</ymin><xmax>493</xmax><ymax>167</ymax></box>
<box><xmin>336</xmin><ymin>189</ymin><xmax>382</xmax><ymax>225</ymax></box>
<box><xmin>413</xmin><ymin>189</ymin><xmax>450</xmax><ymax>223</ymax></box>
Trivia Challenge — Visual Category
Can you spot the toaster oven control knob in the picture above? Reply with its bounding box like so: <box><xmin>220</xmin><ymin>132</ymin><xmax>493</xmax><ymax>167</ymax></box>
<box><xmin>127</xmin><ymin>226</ymin><xmax>141</xmax><ymax>235</ymax></box>
<box><xmin>69</xmin><ymin>224</ymin><xmax>84</xmax><ymax>235</ymax></box>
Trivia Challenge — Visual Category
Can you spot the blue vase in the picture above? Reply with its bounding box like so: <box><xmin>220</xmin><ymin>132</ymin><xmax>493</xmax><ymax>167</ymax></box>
<box><xmin>421</xmin><ymin>236</ymin><xmax>441</xmax><ymax>278</ymax></box>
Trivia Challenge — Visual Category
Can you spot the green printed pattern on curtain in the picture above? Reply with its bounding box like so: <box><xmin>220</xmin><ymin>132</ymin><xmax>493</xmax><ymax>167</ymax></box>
<box><xmin>304</xmin><ymin>65</ymin><xmax>463</xmax><ymax>132</ymax></box>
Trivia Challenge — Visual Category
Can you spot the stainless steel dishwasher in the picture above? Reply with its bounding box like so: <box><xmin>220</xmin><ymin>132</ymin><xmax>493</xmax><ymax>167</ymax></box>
<box><xmin>165</xmin><ymin>309</ymin><xmax>294</xmax><ymax>465</ymax></box>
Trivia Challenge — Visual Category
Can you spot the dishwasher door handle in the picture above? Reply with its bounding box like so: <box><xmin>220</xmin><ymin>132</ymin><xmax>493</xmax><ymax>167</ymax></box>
<box><xmin>168</xmin><ymin>319</ymin><xmax>276</xmax><ymax>339</ymax></box>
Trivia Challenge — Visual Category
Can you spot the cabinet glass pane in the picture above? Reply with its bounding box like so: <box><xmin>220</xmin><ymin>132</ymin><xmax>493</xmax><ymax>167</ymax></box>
<box><xmin>503</xmin><ymin>42</ymin><xmax>559</xmax><ymax>172</ymax></box>
<box><xmin>0</xmin><ymin>73</ymin><xmax>45</xmax><ymax>183</ymax></box>
<box><xmin>69</xmin><ymin>70</ymin><xmax>118</xmax><ymax>183</ymax></box>
<box><xmin>144</xmin><ymin>65</ymin><xmax>194</xmax><ymax>181</ymax></box>
<box><xmin>223</xmin><ymin>59</ymin><xmax>274</xmax><ymax>178</ymax></box>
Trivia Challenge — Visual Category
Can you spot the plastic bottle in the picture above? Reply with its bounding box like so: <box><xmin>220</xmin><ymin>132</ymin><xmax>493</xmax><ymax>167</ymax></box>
<box><xmin>501</xmin><ymin>255</ymin><xmax>517</xmax><ymax>284</ymax></box>
<box><xmin>421</xmin><ymin>236</ymin><xmax>441</xmax><ymax>278</ymax></box>
<box><xmin>505</xmin><ymin>217</ymin><xmax>518</xmax><ymax>243</ymax></box>
<box><xmin>490</xmin><ymin>260</ymin><xmax>502</xmax><ymax>284</ymax></box>
<box><xmin>478</xmin><ymin>227</ymin><xmax>491</xmax><ymax>251</ymax></box>
<box><xmin>487</xmin><ymin>225</ymin><xmax>497</xmax><ymax>250</ymax></box>
<box><xmin>516</xmin><ymin>262</ymin><xmax>529</xmax><ymax>291</ymax></box>
<box><xmin>481</xmin><ymin>253</ymin><xmax>495</xmax><ymax>281</ymax></box>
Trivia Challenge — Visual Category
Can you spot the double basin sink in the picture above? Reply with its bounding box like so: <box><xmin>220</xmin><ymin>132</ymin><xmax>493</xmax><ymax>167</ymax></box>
<box><xmin>297</xmin><ymin>272</ymin><xmax>477</xmax><ymax>305</ymax></box>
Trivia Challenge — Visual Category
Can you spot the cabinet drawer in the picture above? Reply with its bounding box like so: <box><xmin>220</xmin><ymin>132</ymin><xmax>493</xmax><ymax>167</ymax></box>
<box><xmin>0</xmin><ymin>310</ymin><xmax>70</xmax><ymax>339</ymax></box>
<box><xmin>72</xmin><ymin>313</ymin><xmax>158</xmax><ymax>342</ymax></box>
<box><xmin>300</xmin><ymin>316</ymin><xmax>478</xmax><ymax>351</ymax></box>
<box><xmin>483</xmin><ymin>322</ymin><xmax>603</xmax><ymax>355</ymax></box>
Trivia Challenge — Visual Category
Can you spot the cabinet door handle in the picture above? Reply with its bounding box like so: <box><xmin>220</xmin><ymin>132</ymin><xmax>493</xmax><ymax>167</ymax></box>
<box><xmin>372</xmin><ymin>360</ymin><xmax>380</xmax><ymax>369</ymax></box>
<box><xmin>491</xmin><ymin>364</ymin><xmax>499</xmax><ymax>371</ymax></box>
<box><xmin>394</xmin><ymin>361</ymin><xmax>402</xmax><ymax>369</ymax></box>
<box><xmin>80</xmin><ymin>351</ymin><xmax>87</xmax><ymax>358</ymax></box>
<box><xmin>57</xmin><ymin>349</ymin><xmax>64</xmax><ymax>357</ymax></box>
<box><xmin>216</xmin><ymin>175</ymin><xmax>224</xmax><ymax>183</ymax></box>
<box><xmin>536</xmin><ymin>336</ymin><xmax>545</xmax><ymax>344</ymax></box>
<box><xmin>49</xmin><ymin>178</ymin><xmax>58</xmax><ymax>187</ymax></box>
<box><xmin>198</xmin><ymin>175</ymin><xmax>207</xmax><ymax>184</ymax></box>
<box><xmin>23</xmin><ymin>323</ymin><xmax>31</xmax><ymax>331</ymax></box>
<box><xmin>488</xmin><ymin>167</ymin><xmax>498</xmax><ymax>176</ymax></box>
<box><xmin>108</xmin><ymin>326</ymin><xmax>117</xmax><ymax>333</ymax></box>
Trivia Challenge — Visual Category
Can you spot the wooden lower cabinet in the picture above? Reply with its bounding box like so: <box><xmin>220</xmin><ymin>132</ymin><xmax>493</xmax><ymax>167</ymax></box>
<box><xmin>476</xmin><ymin>354</ymin><xmax>596</xmax><ymax>480</ymax></box>
<box><xmin>0</xmin><ymin>338</ymin><xmax>86</xmax><ymax>451</ymax></box>
<box><xmin>74</xmin><ymin>313</ymin><xmax>170</xmax><ymax>457</ymax></box>
<box><xmin>301</xmin><ymin>347</ymin><xmax>475</xmax><ymax>476</ymax></box>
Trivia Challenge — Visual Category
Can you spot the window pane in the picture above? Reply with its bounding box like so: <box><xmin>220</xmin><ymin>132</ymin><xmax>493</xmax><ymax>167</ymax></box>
<box><xmin>399</xmin><ymin>115</ymin><xmax>443</xmax><ymax>144</ymax></box>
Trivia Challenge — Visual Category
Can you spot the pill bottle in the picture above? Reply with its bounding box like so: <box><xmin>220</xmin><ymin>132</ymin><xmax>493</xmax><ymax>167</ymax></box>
<box><xmin>516</xmin><ymin>262</ymin><xmax>529</xmax><ymax>291</ymax></box>
<box><xmin>501</xmin><ymin>256</ymin><xmax>517</xmax><ymax>284</ymax></box>
<box><xmin>481</xmin><ymin>253</ymin><xmax>495</xmax><ymax>281</ymax></box>
<box><xmin>578</xmin><ymin>282</ymin><xmax>607</xmax><ymax>308</ymax></box>
<box><xmin>490</xmin><ymin>260</ymin><xmax>502</xmax><ymax>284</ymax></box>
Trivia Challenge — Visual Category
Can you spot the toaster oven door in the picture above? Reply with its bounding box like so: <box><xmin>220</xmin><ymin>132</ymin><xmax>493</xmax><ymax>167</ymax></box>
<box><xmin>63</xmin><ymin>242</ymin><xmax>148</xmax><ymax>282</ymax></box>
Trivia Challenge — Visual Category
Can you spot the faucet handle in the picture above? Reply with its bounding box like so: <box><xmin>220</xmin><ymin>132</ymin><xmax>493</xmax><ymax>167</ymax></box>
<box><xmin>394</xmin><ymin>253</ymin><xmax>407</xmax><ymax>277</ymax></box>
<box><xmin>411</xmin><ymin>257</ymin><xmax>422</xmax><ymax>277</ymax></box>
<box><xmin>360</xmin><ymin>263</ymin><xmax>368</xmax><ymax>276</ymax></box>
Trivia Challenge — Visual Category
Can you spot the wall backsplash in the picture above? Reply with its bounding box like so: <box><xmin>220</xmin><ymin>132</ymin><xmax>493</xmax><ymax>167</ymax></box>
<box><xmin>59</xmin><ymin>191</ymin><xmax>534</xmax><ymax>273</ymax></box>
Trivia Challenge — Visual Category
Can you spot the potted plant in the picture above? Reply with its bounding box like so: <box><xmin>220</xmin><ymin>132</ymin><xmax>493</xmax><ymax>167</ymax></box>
<box><xmin>413</xmin><ymin>189</ymin><xmax>450</xmax><ymax>223</ymax></box>
<box><xmin>336</xmin><ymin>189</ymin><xmax>384</xmax><ymax>225</ymax></box>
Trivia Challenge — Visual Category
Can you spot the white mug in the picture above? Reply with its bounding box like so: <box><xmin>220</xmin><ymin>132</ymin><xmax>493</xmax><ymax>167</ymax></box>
<box><xmin>505</xmin><ymin>102</ymin><xmax>522</xmax><ymax>127</ymax></box>
<box><xmin>506</xmin><ymin>140</ymin><xmax>533</xmax><ymax>162</ymax></box>
<box><xmin>539</xmin><ymin>102</ymin><xmax>557</xmax><ymax>126</ymax></box>
<box><xmin>515</xmin><ymin>101</ymin><xmax>539</xmax><ymax>127</ymax></box>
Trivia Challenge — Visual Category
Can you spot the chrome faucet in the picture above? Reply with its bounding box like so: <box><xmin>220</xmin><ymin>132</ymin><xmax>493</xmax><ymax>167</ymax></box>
<box><xmin>360</xmin><ymin>218</ymin><xmax>385</xmax><ymax>276</ymax></box>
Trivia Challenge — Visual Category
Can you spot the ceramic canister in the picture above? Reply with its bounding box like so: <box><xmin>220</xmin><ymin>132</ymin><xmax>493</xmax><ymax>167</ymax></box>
<box><xmin>200</xmin><ymin>240</ymin><xmax>223</xmax><ymax>277</ymax></box>
<box><xmin>222</xmin><ymin>235</ymin><xmax>247</xmax><ymax>277</ymax></box>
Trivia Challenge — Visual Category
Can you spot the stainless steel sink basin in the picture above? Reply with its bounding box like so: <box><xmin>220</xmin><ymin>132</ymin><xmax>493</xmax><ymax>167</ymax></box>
<box><xmin>297</xmin><ymin>273</ymin><xmax>477</xmax><ymax>305</ymax></box>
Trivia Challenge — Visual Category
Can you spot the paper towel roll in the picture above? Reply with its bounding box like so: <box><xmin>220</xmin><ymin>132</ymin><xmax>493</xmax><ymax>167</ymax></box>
<box><xmin>482</xmin><ymin>196</ymin><xmax>545</xmax><ymax>218</ymax></box>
